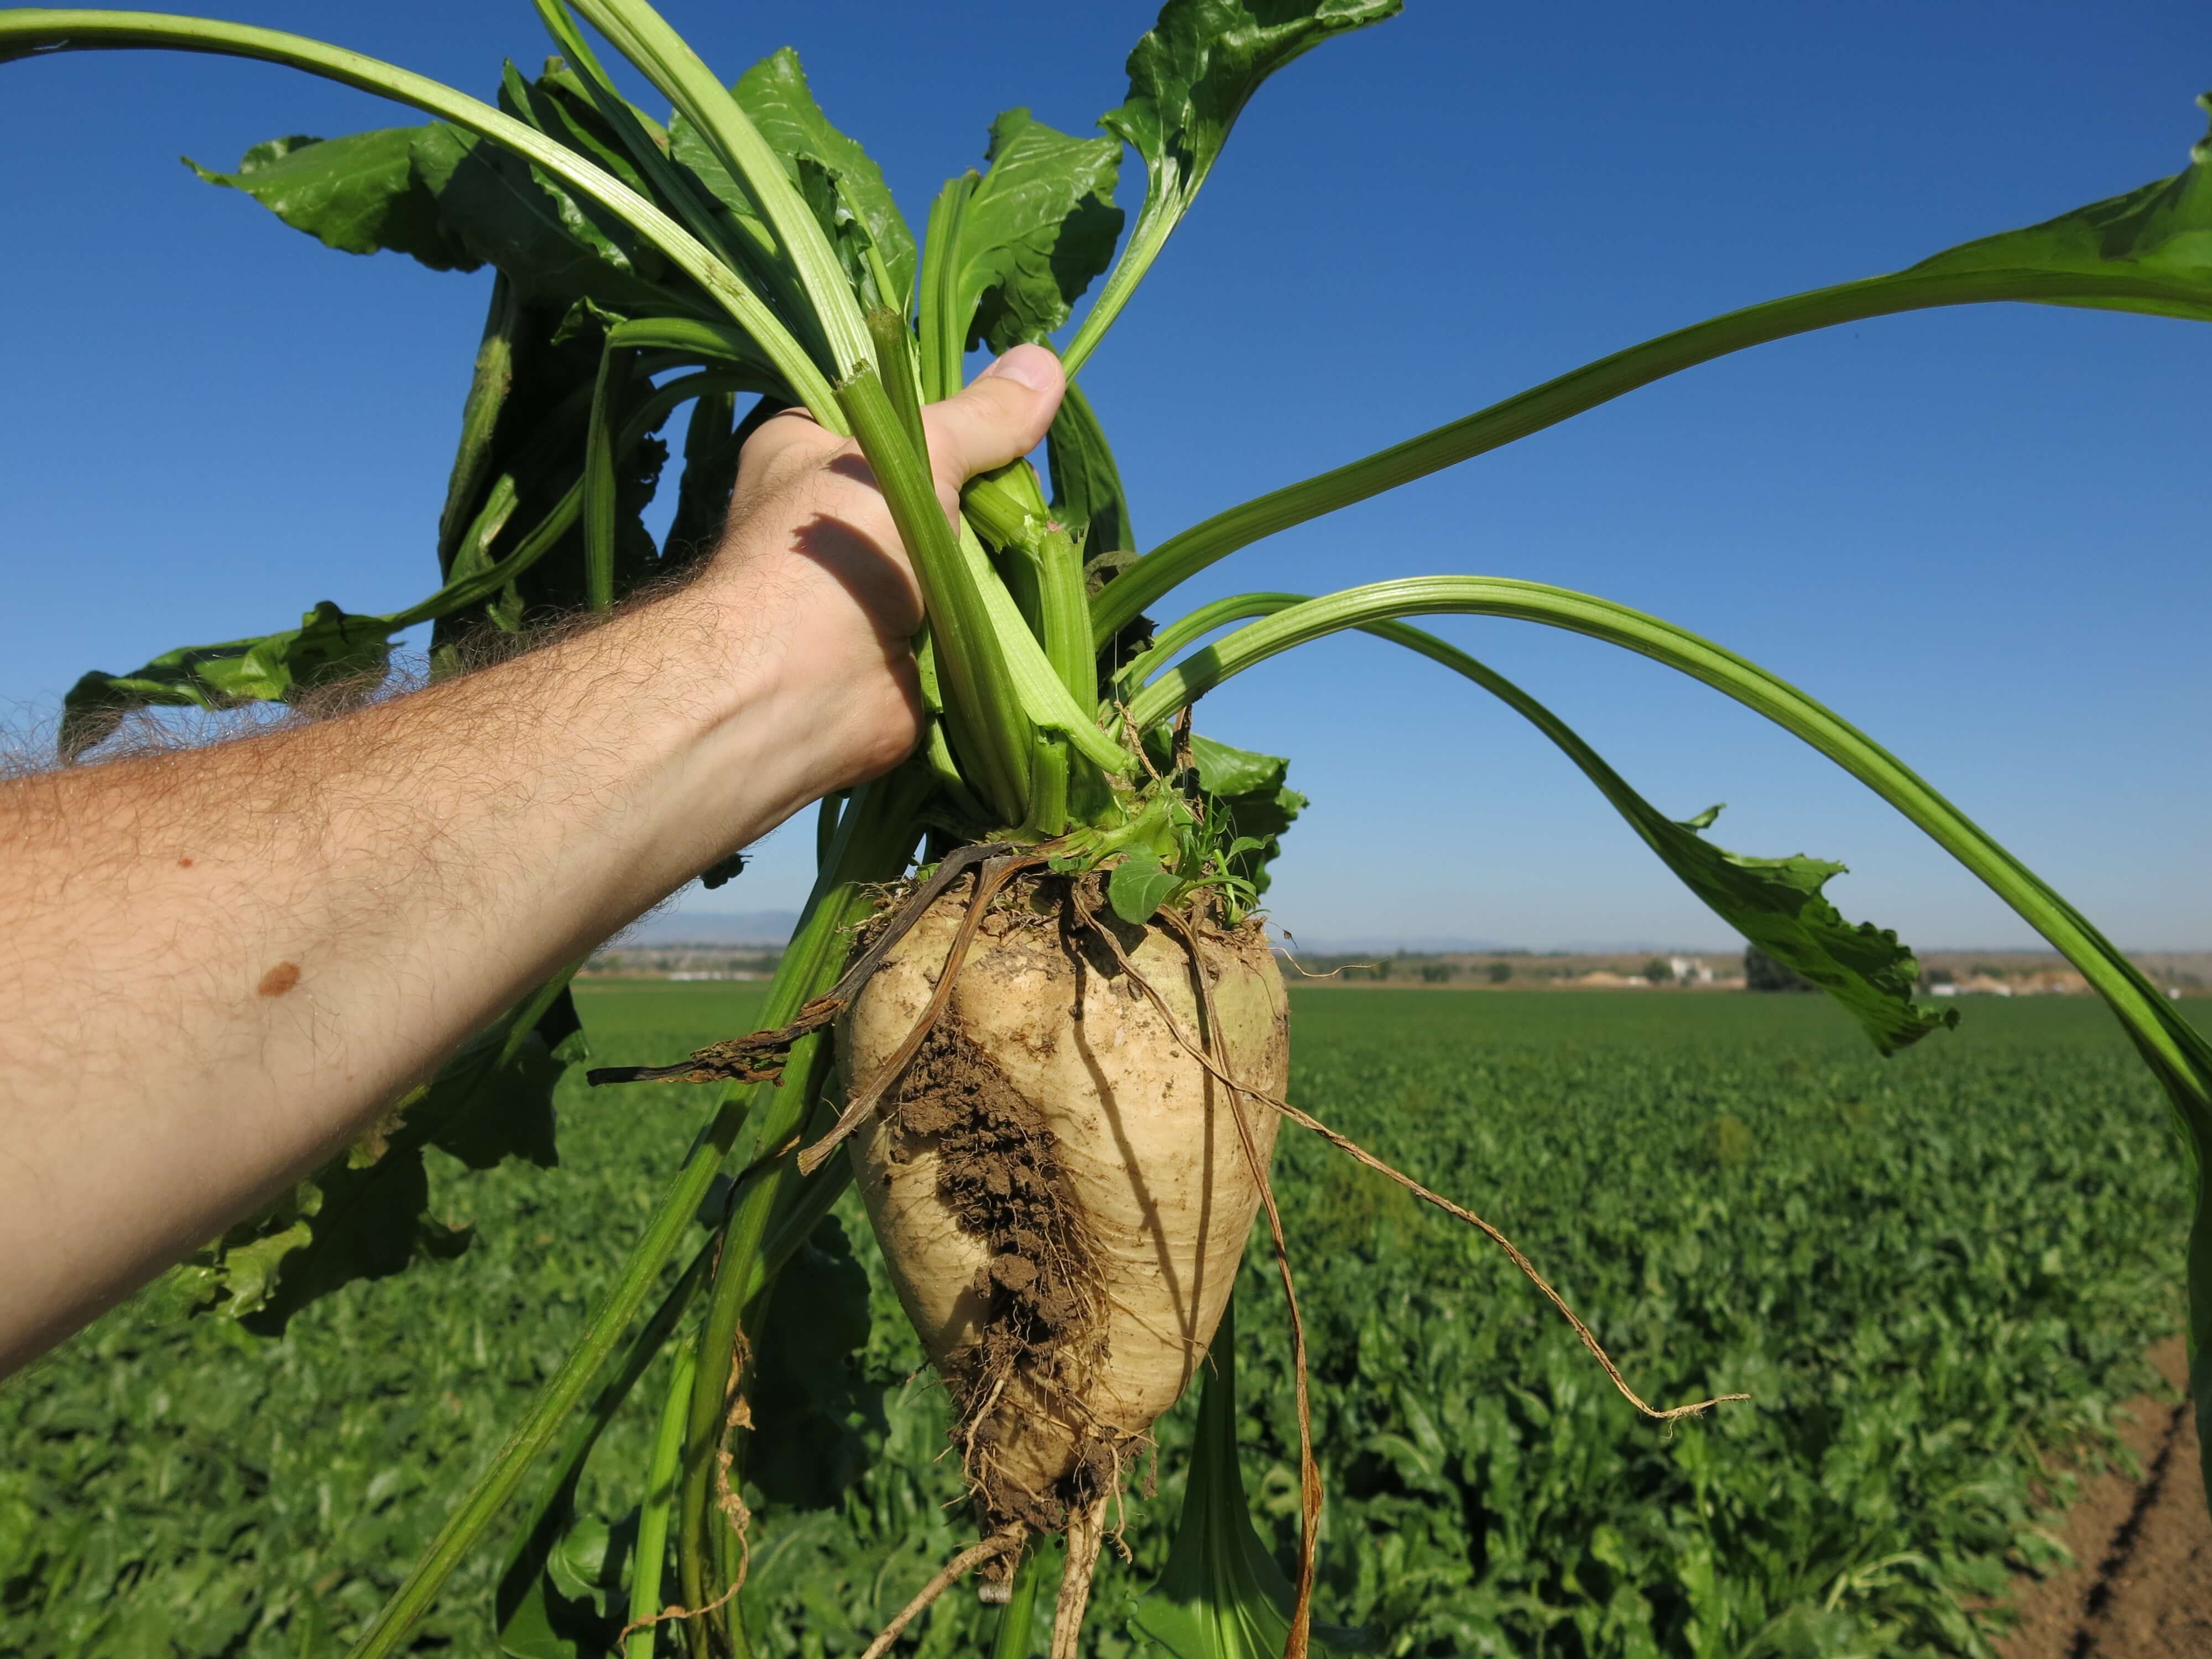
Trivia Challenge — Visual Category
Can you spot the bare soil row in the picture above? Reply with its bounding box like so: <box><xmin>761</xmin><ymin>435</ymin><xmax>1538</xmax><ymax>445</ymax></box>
<box><xmin>1995</xmin><ymin>1337</ymin><xmax>2212</xmax><ymax>1657</ymax></box>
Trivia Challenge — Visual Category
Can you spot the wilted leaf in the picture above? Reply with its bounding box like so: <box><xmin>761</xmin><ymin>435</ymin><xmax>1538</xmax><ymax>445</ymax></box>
<box><xmin>1634</xmin><ymin>804</ymin><xmax>1955</xmax><ymax>1056</ymax></box>
<box><xmin>59</xmin><ymin>601</ymin><xmax>394</xmax><ymax>760</ymax></box>
<box><xmin>231</xmin><ymin>1144</ymin><xmax>477</xmax><ymax>1337</ymax></box>
<box><xmin>185</xmin><ymin>128</ymin><xmax>474</xmax><ymax>267</ymax></box>
<box><xmin>1361</xmin><ymin>619</ymin><xmax>1954</xmax><ymax>1055</ymax></box>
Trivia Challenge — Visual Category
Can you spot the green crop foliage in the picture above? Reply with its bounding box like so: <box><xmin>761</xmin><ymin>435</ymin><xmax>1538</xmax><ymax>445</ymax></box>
<box><xmin>3</xmin><ymin>2</ymin><xmax>2210</xmax><ymax>1653</ymax></box>
<box><xmin>1</xmin><ymin>988</ymin><xmax>2192</xmax><ymax>1656</ymax></box>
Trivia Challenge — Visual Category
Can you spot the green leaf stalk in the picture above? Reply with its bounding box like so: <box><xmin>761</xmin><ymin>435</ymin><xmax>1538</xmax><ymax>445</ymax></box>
<box><xmin>8</xmin><ymin>6</ymin><xmax>2210</xmax><ymax>1654</ymax></box>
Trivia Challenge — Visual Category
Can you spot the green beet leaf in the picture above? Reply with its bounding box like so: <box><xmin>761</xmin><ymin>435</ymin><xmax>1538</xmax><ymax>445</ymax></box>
<box><xmin>498</xmin><ymin>1507</ymin><xmax>636</xmax><ymax>1659</ymax></box>
<box><xmin>501</xmin><ymin>58</ymin><xmax>656</xmax><ymax>203</ymax></box>
<box><xmin>667</xmin><ymin>109</ymin><xmax>766</xmax><ymax>234</ymax></box>
<box><xmin>1130</xmin><ymin>1298</ymin><xmax>1369</xmax><ymax>1656</ymax></box>
<box><xmin>1186</xmin><ymin>731</ymin><xmax>1286</xmax><ymax>797</ymax></box>
<box><xmin>733</xmin><ymin>46</ymin><xmax>917</xmax><ymax>306</ymax></box>
<box><xmin>1648</xmin><ymin>805</ymin><xmax>1955</xmax><ymax>1056</ymax></box>
<box><xmin>185</xmin><ymin>128</ymin><xmax>474</xmax><ymax>267</ymax></box>
<box><xmin>792</xmin><ymin>153</ymin><xmax>881</xmax><ymax>304</ymax></box>
<box><xmin>1107</xmin><ymin>0</ymin><xmax>1401</xmax><ymax>209</ymax></box>
<box><xmin>1051</xmin><ymin>380</ymin><xmax>1138</xmax><ymax>560</ymax></box>
<box><xmin>666</xmin><ymin>47</ymin><xmax>917</xmax><ymax>315</ymax></box>
<box><xmin>745</xmin><ymin>1215</ymin><xmax>884</xmax><ymax>1510</ymax></box>
<box><xmin>411</xmin><ymin>119</ymin><xmax>677</xmax><ymax>314</ymax></box>
<box><xmin>1068</xmin><ymin>0</ymin><xmax>1400</xmax><ymax>368</ymax></box>
<box><xmin>1187</xmin><ymin>733</ymin><xmax>1306</xmax><ymax>896</ymax></box>
<box><xmin>1905</xmin><ymin>91</ymin><xmax>2212</xmax><ymax>323</ymax></box>
<box><xmin>957</xmin><ymin>108</ymin><xmax>1125</xmax><ymax>353</ymax></box>
<box><xmin>58</xmin><ymin>600</ymin><xmax>395</xmax><ymax>760</ymax></box>
<box><xmin>1111</xmin><ymin>849</ymin><xmax>1185</xmax><ymax>925</ymax></box>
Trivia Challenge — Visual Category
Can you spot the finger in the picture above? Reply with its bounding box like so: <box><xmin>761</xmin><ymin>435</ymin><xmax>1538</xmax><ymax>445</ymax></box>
<box><xmin>920</xmin><ymin>344</ymin><xmax>1066</xmax><ymax>504</ymax></box>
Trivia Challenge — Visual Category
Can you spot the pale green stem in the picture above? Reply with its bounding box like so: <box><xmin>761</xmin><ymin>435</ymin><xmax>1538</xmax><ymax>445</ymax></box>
<box><xmin>1124</xmin><ymin>575</ymin><xmax>2212</xmax><ymax>1125</ymax></box>
<box><xmin>1091</xmin><ymin>267</ymin><xmax>2212</xmax><ymax>643</ymax></box>
<box><xmin>669</xmin><ymin>774</ymin><xmax>925</xmax><ymax>1653</ymax></box>
<box><xmin>625</xmin><ymin>1343</ymin><xmax>698</xmax><ymax>1659</ymax></box>
<box><xmin>1060</xmin><ymin>192</ymin><xmax>1177</xmax><ymax>378</ymax></box>
<box><xmin>838</xmin><ymin>367</ymin><xmax>1032</xmax><ymax>821</ymax></box>
<box><xmin>990</xmin><ymin>1547</ymin><xmax>1043</xmax><ymax>1659</ymax></box>
<box><xmin>606</xmin><ymin>316</ymin><xmax>779</xmax><ymax>379</ymax></box>
<box><xmin>342</xmin><ymin>772</ymin><xmax>920</xmax><ymax>1658</ymax></box>
<box><xmin>916</xmin><ymin>173</ymin><xmax>977</xmax><ymax>403</ymax></box>
<box><xmin>529</xmin><ymin>0</ymin><xmax>781</xmax><ymax>305</ymax></box>
<box><xmin>1020</xmin><ymin>732</ymin><xmax>1071</xmax><ymax>839</ymax></box>
<box><xmin>0</xmin><ymin>9</ymin><xmax>842</xmax><ymax>425</ymax></box>
<box><xmin>436</xmin><ymin>274</ymin><xmax>520</xmax><ymax>573</ymax></box>
<box><xmin>582</xmin><ymin>341</ymin><xmax>637</xmax><ymax>612</ymax></box>
<box><xmin>564</xmin><ymin>0</ymin><xmax>871</xmax><ymax>378</ymax></box>
<box><xmin>867</xmin><ymin>306</ymin><xmax>928</xmax><ymax>447</ymax></box>
<box><xmin>676</xmin><ymin>1039</ymin><xmax>836</xmax><ymax>1656</ymax></box>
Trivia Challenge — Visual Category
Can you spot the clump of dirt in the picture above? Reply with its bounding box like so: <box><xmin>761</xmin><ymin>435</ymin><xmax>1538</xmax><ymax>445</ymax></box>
<box><xmin>881</xmin><ymin>1016</ymin><xmax>1112</xmax><ymax>1537</ymax></box>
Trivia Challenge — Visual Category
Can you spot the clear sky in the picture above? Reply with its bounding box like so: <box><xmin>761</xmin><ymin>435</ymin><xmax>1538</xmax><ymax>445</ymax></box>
<box><xmin>2</xmin><ymin>1</ymin><xmax>2205</xmax><ymax>951</ymax></box>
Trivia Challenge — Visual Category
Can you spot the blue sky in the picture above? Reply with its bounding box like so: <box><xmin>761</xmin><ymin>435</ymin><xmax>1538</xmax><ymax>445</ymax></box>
<box><xmin>2</xmin><ymin>1</ymin><xmax>2205</xmax><ymax>950</ymax></box>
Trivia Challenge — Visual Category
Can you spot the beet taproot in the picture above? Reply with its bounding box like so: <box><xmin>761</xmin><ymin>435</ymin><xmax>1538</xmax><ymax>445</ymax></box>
<box><xmin>841</xmin><ymin>876</ymin><xmax>1286</xmax><ymax>1536</ymax></box>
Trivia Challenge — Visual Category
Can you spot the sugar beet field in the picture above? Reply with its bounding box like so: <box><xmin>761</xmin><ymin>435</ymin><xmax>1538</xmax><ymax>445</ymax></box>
<box><xmin>3</xmin><ymin>986</ymin><xmax>2194</xmax><ymax>1657</ymax></box>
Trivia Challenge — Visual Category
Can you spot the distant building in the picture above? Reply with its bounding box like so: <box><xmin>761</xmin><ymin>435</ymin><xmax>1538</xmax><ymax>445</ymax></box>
<box><xmin>1931</xmin><ymin>975</ymin><xmax>2013</xmax><ymax>998</ymax></box>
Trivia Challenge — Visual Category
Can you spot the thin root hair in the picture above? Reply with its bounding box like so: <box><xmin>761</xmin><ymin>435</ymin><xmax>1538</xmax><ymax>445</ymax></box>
<box><xmin>855</xmin><ymin>1527</ymin><xmax>1025</xmax><ymax>1659</ymax></box>
<box><xmin>1074</xmin><ymin>894</ymin><xmax>1749</xmax><ymax>1431</ymax></box>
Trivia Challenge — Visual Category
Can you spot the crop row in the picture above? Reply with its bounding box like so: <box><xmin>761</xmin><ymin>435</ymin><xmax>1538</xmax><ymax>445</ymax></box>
<box><xmin>0</xmin><ymin>989</ymin><xmax>2188</xmax><ymax>1656</ymax></box>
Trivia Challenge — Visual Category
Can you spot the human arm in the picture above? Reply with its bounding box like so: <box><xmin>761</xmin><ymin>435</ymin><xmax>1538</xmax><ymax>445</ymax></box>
<box><xmin>0</xmin><ymin>347</ymin><xmax>1066</xmax><ymax>1374</ymax></box>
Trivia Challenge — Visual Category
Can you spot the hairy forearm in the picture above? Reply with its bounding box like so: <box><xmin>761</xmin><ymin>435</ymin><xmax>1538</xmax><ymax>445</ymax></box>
<box><xmin>0</xmin><ymin>342</ymin><xmax>1060</xmax><ymax>1374</ymax></box>
<box><xmin>0</xmin><ymin>572</ymin><xmax>900</xmax><ymax>1370</ymax></box>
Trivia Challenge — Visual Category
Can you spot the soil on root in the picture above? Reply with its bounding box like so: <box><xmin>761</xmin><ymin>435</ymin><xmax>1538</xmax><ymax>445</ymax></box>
<box><xmin>882</xmin><ymin>1015</ymin><xmax>1115</xmax><ymax>1538</ymax></box>
<box><xmin>847</xmin><ymin>869</ymin><xmax>1280</xmax><ymax>1580</ymax></box>
<box><xmin>1992</xmin><ymin>1336</ymin><xmax>2212</xmax><ymax>1658</ymax></box>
